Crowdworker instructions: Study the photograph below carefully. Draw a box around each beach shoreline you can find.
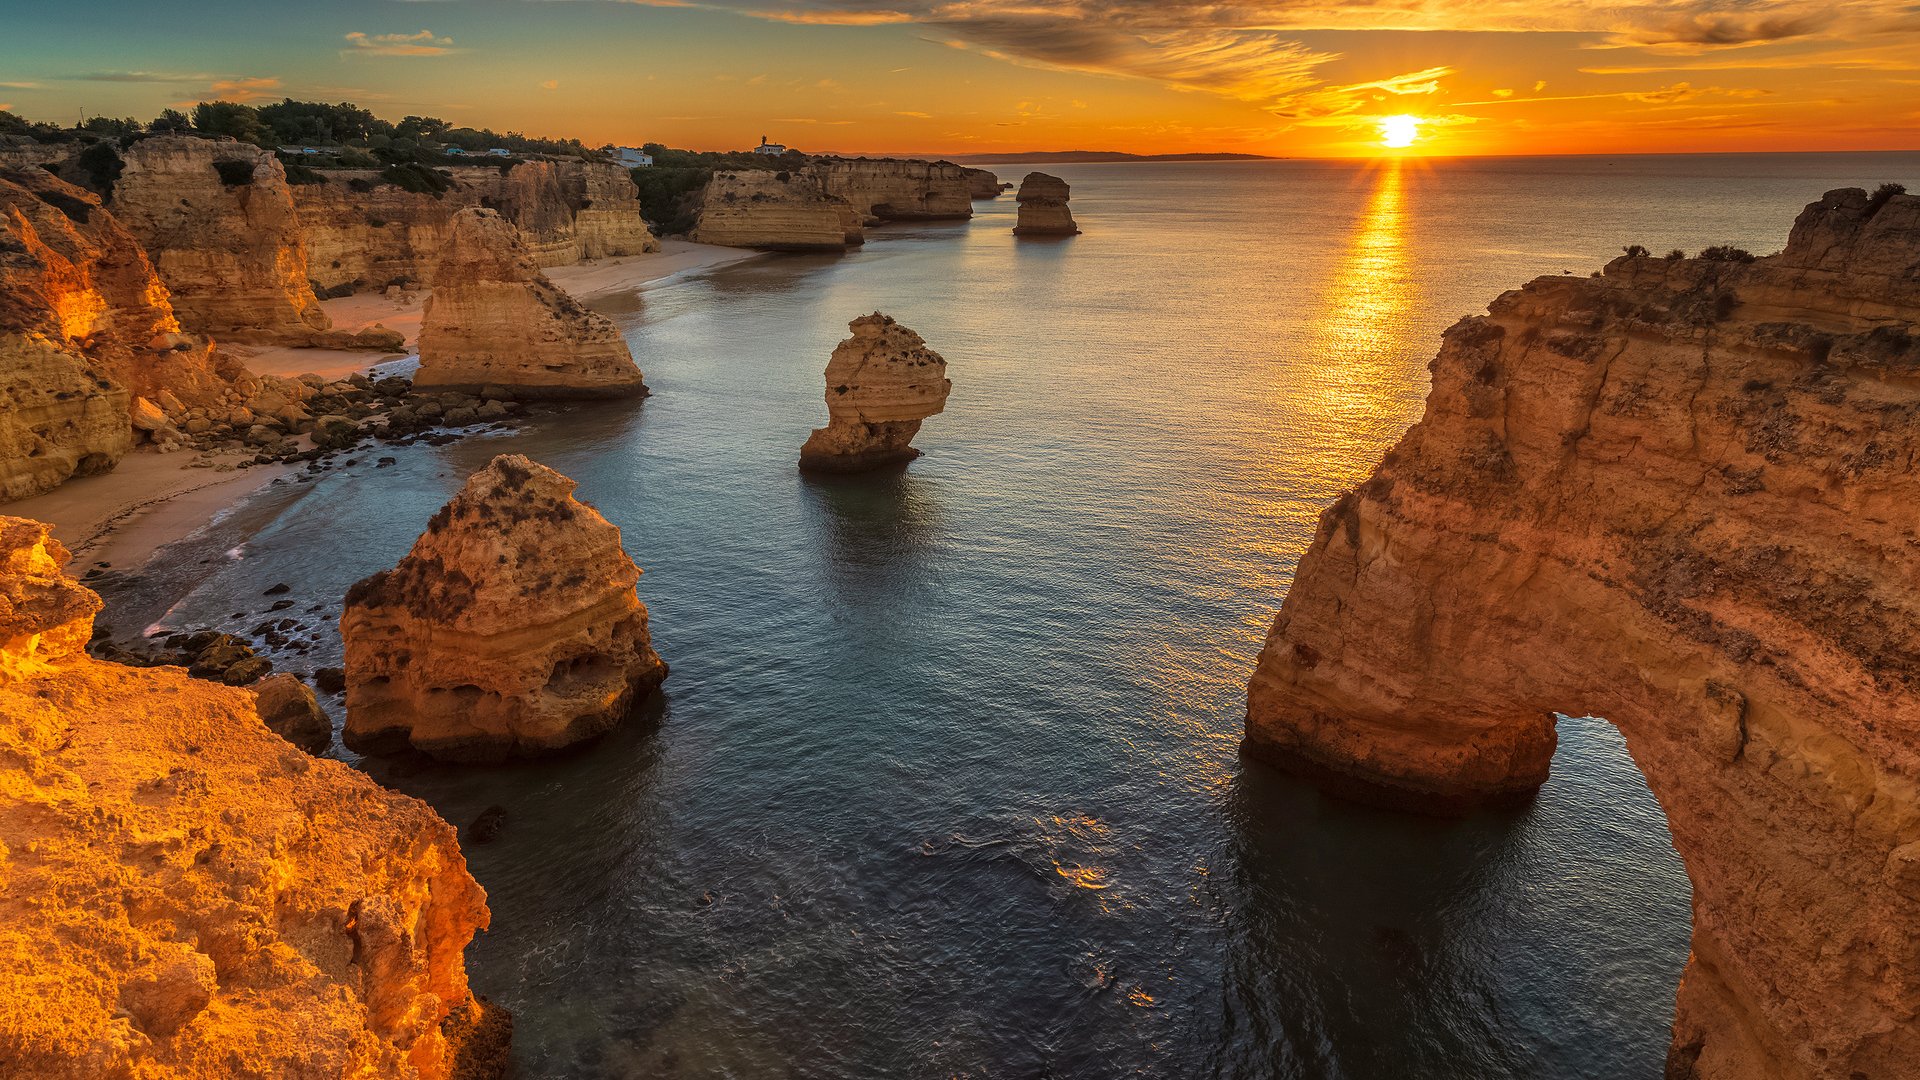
[11,240,756,572]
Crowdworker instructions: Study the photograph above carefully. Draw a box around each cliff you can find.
[294,160,657,294]
[110,136,331,344]
[1245,187,1920,1078]
[799,312,951,472]
[0,515,505,1078]
[810,158,973,225]
[415,208,648,398]
[962,167,1002,200]
[1013,172,1079,236]
[688,170,863,252]
[340,454,667,761]
[0,168,243,499]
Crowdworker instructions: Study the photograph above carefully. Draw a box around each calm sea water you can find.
[104,152,1919,1078]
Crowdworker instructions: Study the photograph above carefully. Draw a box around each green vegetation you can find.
[192,102,269,145]
[1866,182,1907,216]
[1699,245,1758,263]
[624,142,811,232]
[1622,244,1650,258]
[378,162,454,197]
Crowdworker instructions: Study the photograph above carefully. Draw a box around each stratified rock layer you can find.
[0,516,504,1078]
[962,167,1002,200]
[1245,188,1920,1079]
[689,170,863,251]
[799,313,951,472]
[110,136,330,343]
[415,208,647,399]
[810,158,973,225]
[341,454,667,761]
[1013,172,1078,236]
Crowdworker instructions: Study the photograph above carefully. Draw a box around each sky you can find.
[1,0,1917,157]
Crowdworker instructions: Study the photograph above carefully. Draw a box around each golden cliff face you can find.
[1013,172,1079,236]
[294,160,657,293]
[0,516,504,1079]
[1246,188,1920,1079]
[0,168,242,500]
[810,158,974,225]
[689,170,864,252]
[799,312,952,472]
[110,135,331,344]
[415,208,647,398]
[340,454,667,762]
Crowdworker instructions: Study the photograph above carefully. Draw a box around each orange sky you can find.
[3,0,1917,156]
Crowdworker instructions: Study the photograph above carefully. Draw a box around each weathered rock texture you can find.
[1013,172,1079,236]
[799,313,951,472]
[340,454,667,761]
[415,208,647,399]
[689,170,864,251]
[0,167,245,498]
[811,158,973,225]
[962,167,1002,200]
[293,160,658,293]
[0,515,505,1078]
[110,136,330,343]
[1245,188,1920,1079]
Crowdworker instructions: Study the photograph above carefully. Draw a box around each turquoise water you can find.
[106,152,1918,1077]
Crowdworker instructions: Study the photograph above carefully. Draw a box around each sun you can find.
[1380,115,1421,150]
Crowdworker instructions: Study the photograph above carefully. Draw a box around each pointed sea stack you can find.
[414,208,648,399]
[341,454,667,761]
[1013,172,1079,236]
[798,313,952,473]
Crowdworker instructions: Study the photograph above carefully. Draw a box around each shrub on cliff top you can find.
[1622,244,1650,258]
[280,160,327,185]
[212,159,257,187]
[1699,245,1758,263]
[378,162,453,197]
[1866,183,1907,217]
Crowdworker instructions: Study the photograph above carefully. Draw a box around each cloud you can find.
[204,77,283,104]
[1491,87,1514,97]
[0,81,41,90]
[895,110,932,117]
[1626,81,1770,102]
[69,71,216,83]
[342,30,457,57]
[540,79,560,90]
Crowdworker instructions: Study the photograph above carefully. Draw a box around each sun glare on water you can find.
[1380,115,1420,149]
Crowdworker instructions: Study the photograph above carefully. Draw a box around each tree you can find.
[396,115,450,141]
[81,115,141,138]
[148,108,193,134]
[191,101,269,146]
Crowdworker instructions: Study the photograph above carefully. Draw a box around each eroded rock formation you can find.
[799,313,951,472]
[110,135,330,343]
[1013,172,1079,236]
[0,515,505,1078]
[415,208,647,398]
[810,158,973,225]
[689,170,863,251]
[1245,187,1920,1078]
[962,167,1002,200]
[340,454,667,761]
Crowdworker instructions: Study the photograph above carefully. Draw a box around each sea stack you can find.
[341,454,667,761]
[0,515,505,1077]
[1013,172,1079,236]
[414,208,648,398]
[798,313,952,473]
[1244,187,1920,1078]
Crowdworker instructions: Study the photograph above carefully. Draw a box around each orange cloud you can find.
[342,30,457,58]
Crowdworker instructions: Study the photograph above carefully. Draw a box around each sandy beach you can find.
[24,241,757,572]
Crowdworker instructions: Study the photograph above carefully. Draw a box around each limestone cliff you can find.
[1245,188,1920,1078]
[799,313,951,472]
[688,170,863,252]
[810,158,973,225]
[110,136,330,343]
[340,454,667,761]
[962,167,1002,200]
[295,160,657,293]
[0,515,505,1078]
[415,208,647,398]
[1013,172,1079,236]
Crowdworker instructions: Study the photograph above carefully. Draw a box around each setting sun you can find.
[1380,115,1421,150]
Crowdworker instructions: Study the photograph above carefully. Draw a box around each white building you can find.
[614,146,654,168]
[485,148,512,157]
[752,135,789,156]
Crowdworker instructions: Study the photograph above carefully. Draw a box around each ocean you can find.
[100,151,1920,1078]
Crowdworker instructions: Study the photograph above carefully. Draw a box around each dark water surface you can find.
[105,152,1919,1078]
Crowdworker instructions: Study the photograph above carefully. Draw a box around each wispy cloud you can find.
[342,30,458,57]
[0,81,42,90]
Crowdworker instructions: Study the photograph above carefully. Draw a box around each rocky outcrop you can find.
[294,160,657,293]
[1013,172,1079,236]
[799,313,951,472]
[110,136,330,343]
[1245,188,1920,1078]
[415,208,647,399]
[689,170,863,252]
[0,167,244,498]
[340,454,667,761]
[810,158,973,225]
[962,167,1002,200]
[0,515,505,1078]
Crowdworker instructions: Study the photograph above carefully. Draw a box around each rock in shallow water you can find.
[798,313,952,473]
